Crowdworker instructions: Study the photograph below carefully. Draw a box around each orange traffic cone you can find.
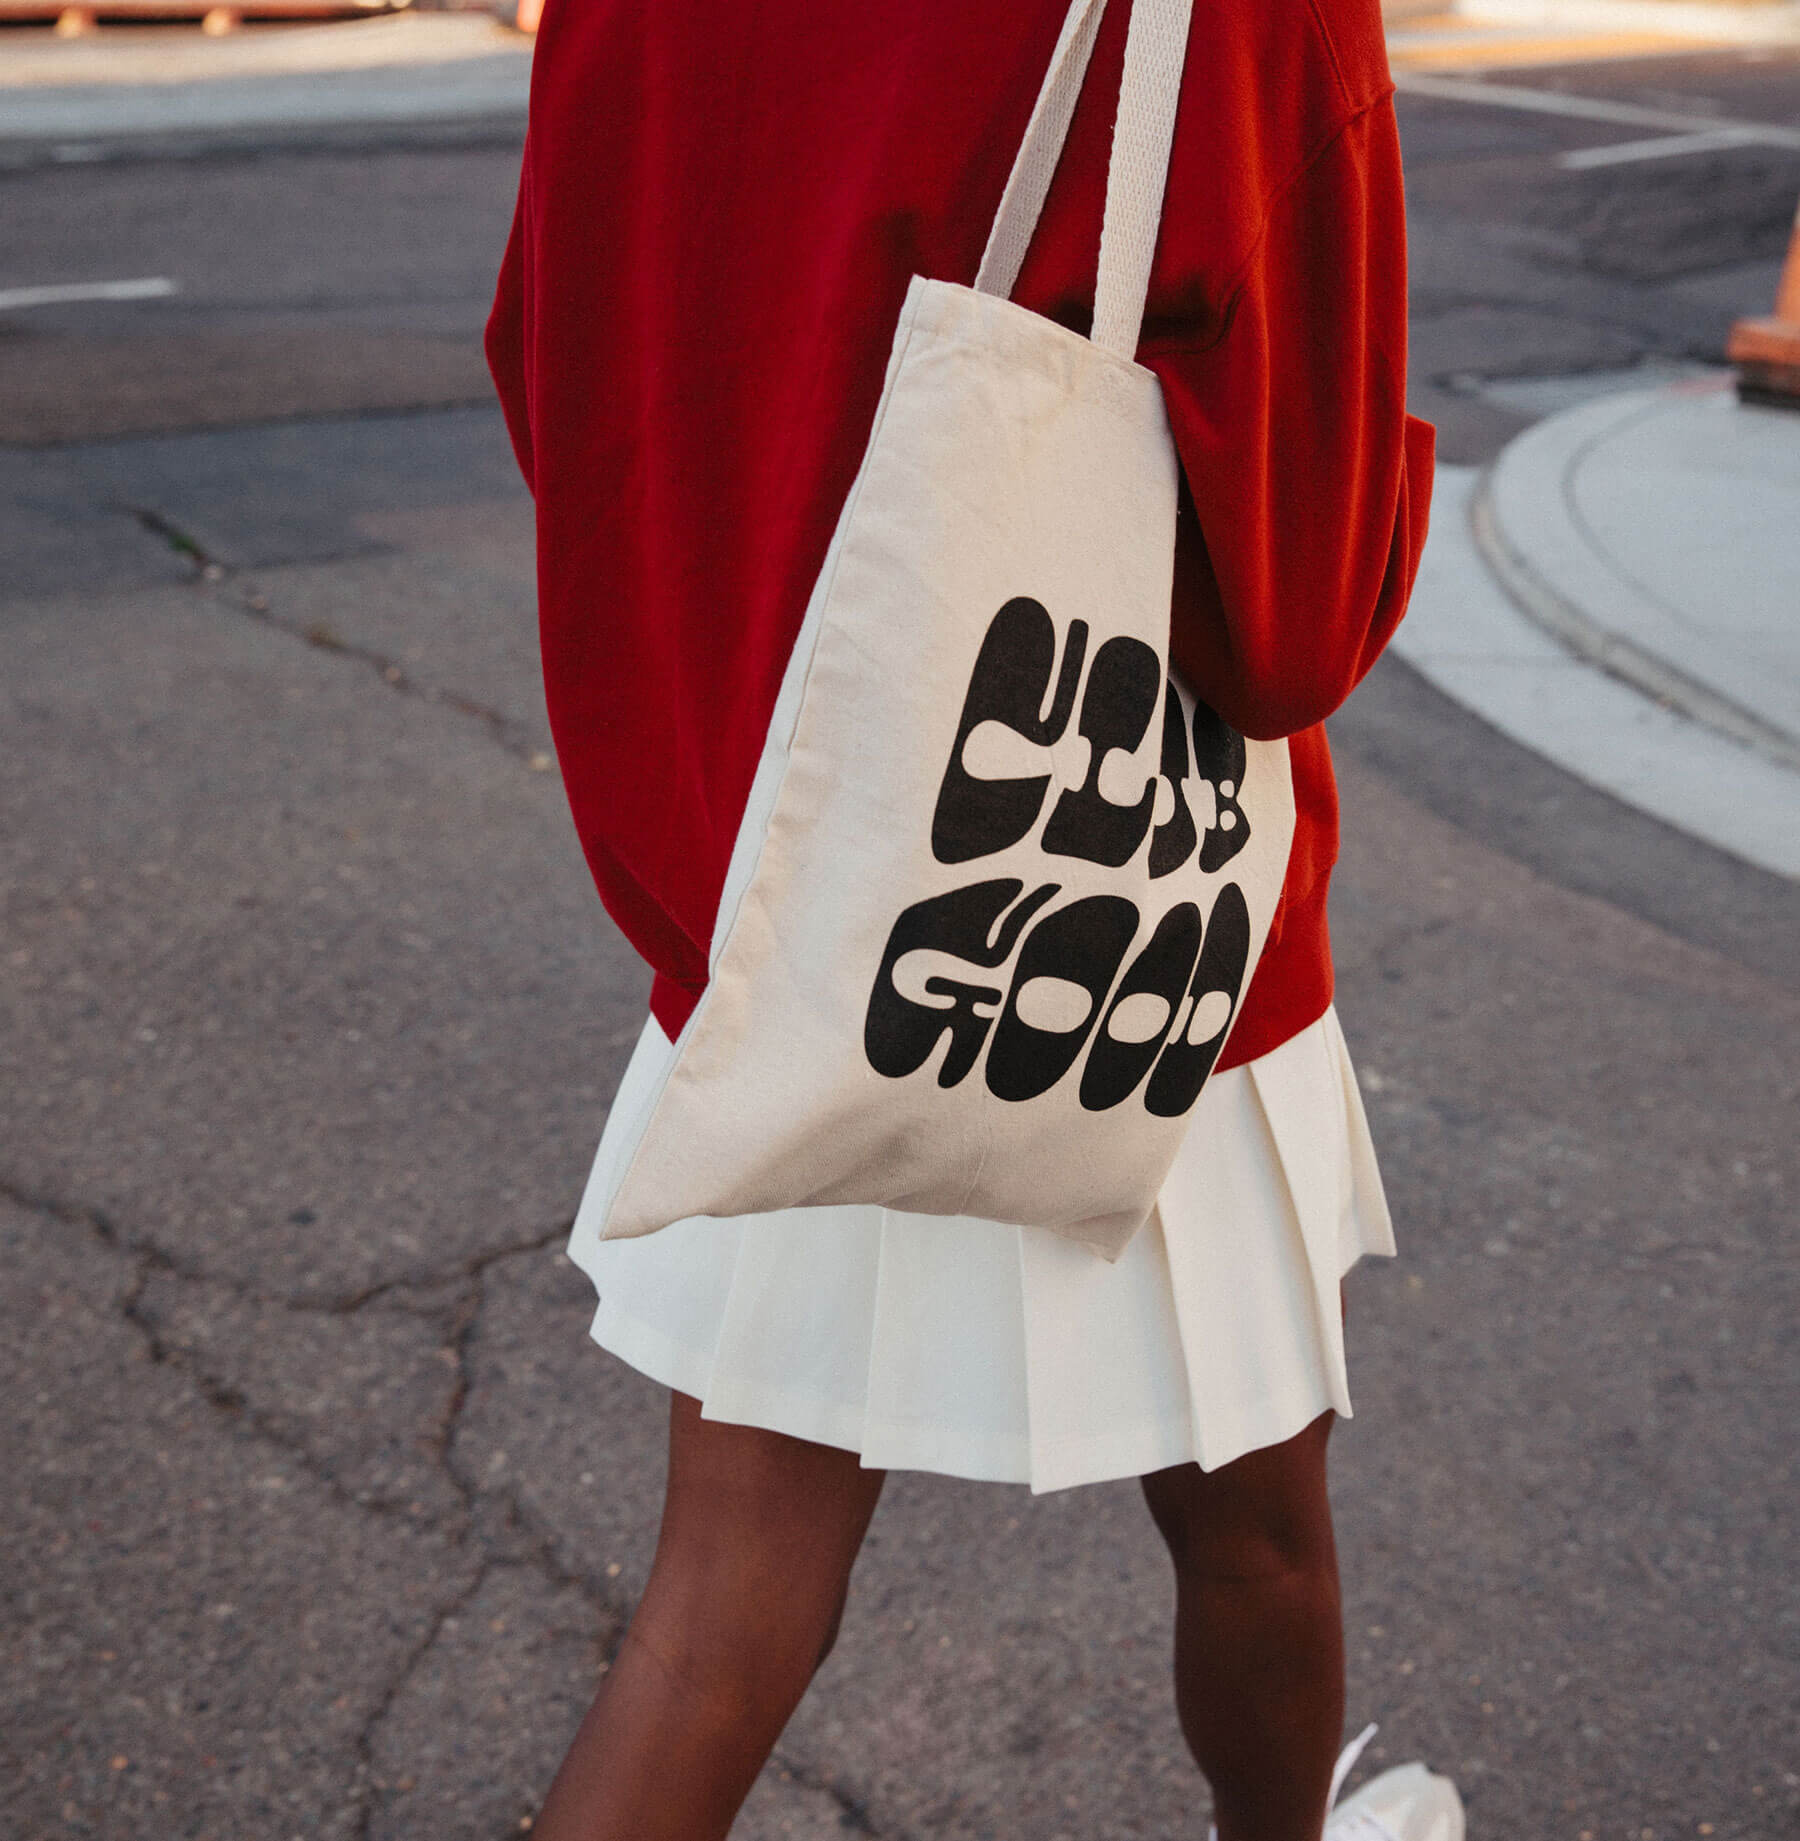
[1728,192,1800,408]
[512,0,543,32]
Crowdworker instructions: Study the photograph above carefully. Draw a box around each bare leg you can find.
[530,1392,886,1841]
[1140,1411,1344,1841]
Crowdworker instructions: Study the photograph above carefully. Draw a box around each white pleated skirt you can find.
[568,1006,1394,1494]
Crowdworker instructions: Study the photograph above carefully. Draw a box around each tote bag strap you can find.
[972,0,1108,307]
[973,0,1195,362]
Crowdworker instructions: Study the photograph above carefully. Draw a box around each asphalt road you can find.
[3,37,1797,1841]
[0,131,519,446]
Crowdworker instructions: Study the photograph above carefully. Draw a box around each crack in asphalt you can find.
[763,1752,893,1837]
[436,1250,643,1614]
[0,1168,567,1314]
[2,1172,560,1520]
[127,1249,482,1528]
[3,1155,905,1825]
[432,1253,900,1838]
[350,1556,497,1841]
[4,1178,702,1836]
[0,576,895,1833]
[2,1173,564,1530]
[126,503,558,776]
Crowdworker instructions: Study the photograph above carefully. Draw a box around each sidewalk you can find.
[1384,0,1800,67]
[1395,376,1800,878]
[0,12,530,150]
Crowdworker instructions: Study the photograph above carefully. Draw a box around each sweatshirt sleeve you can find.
[485,170,537,498]
[1146,96,1435,742]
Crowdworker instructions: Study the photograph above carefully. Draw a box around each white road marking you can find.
[1557,126,1766,167]
[1396,71,1800,150]
[0,276,178,312]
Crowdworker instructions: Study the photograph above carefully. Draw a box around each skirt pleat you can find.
[573,1006,1393,1493]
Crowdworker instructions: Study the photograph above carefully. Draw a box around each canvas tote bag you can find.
[594,0,1296,1260]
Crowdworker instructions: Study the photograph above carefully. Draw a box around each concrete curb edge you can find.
[1475,388,1800,772]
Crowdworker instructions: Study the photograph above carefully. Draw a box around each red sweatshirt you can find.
[486,0,1434,1070]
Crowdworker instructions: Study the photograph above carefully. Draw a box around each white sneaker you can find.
[1322,1725,1466,1841]
[1205,1726,1466,1841]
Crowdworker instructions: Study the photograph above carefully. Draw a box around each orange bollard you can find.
[1728,192,1800,408]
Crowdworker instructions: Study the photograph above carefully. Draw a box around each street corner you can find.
[1480,377,1800,762]
[1380,23,1800,885]
[1393,379,1800,882]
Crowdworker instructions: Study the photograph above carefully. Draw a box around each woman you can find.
[486,1,1453,1837]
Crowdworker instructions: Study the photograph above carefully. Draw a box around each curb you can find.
[1390,465,1800,879]
[1474,383,1800,774]
[1454,0,1800,44]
